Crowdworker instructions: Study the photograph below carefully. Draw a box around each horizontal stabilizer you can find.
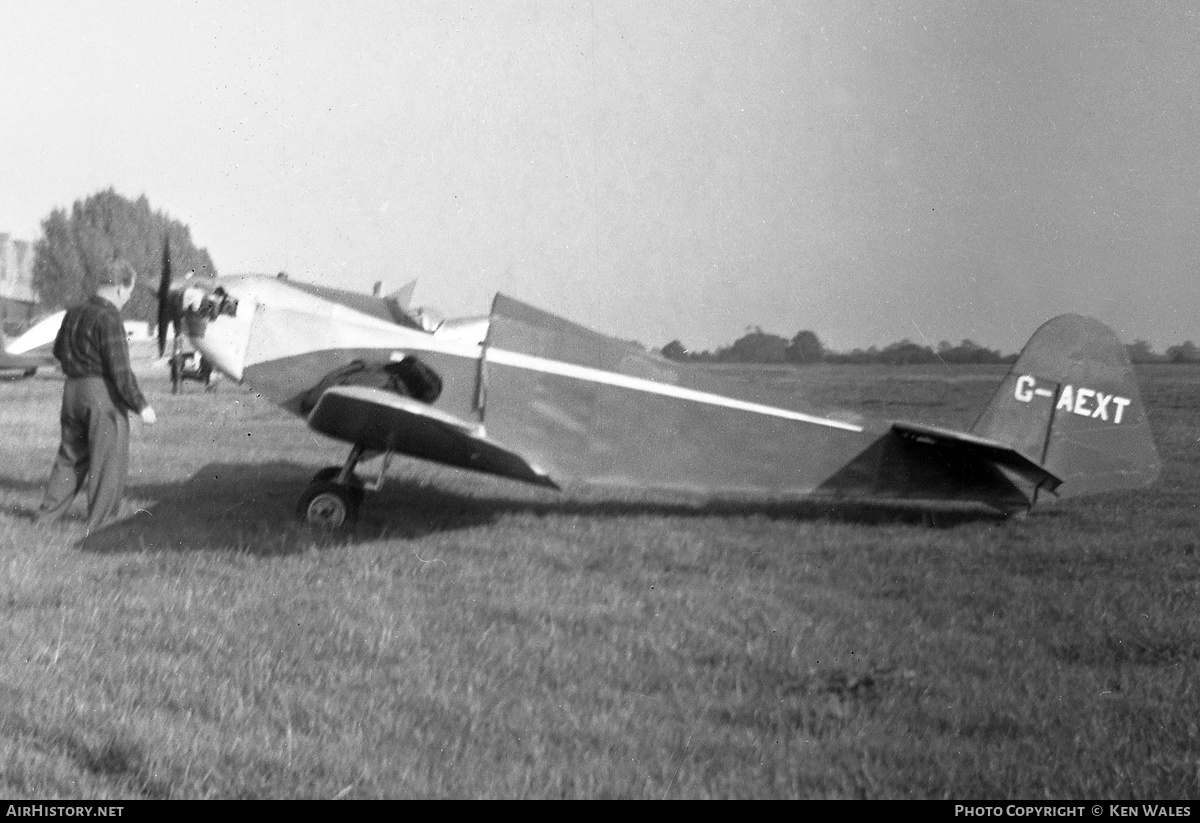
[891,421,1063,492]
[307,385,557,488]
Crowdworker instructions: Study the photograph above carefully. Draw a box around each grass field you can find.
[1,349,1198,799]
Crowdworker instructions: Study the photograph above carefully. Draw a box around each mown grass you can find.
[0,351,1197,798]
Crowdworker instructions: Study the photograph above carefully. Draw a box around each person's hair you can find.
[96,260,137,289]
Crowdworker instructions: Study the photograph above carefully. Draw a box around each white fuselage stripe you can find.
[484,347,865,432]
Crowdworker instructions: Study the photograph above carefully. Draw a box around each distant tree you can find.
[717,327,789,363]
[1125,339,1162,364]
[667,326,1018,367]
[1165,341,1200,363]
[786,330,824,364]
[950,339,982,359]
[937,338,1006,364]
[32,188,216,322]
[878,338,936,365]
[826,345,877,365]
[660,340,689,361]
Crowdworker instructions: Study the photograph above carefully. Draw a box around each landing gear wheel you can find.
[297,481,359,529]
[311,467,366,504]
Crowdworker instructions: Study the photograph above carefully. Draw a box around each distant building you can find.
[0,233,38,327]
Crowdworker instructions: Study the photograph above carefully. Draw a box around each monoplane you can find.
[1,311,62,378]
[158,268,1161,528]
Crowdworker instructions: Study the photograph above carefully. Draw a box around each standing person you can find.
[35,260,157,535]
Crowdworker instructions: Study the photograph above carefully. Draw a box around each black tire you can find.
[296,481,359,529]
[312,466,342,483]
[311,466,366,505]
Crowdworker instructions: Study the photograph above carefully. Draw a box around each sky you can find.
[1,0,1197,354]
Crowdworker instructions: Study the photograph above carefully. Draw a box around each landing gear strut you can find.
[296,443,394,529]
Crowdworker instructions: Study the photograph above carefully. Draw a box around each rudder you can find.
[971,314,1160,500]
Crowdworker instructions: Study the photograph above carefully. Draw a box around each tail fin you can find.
[971,314,1160,500]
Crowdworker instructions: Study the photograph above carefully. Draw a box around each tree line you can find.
[661,328,1200,366]
[660,328,1014,366]
[23,189,1200,366]
[1125,339,1200,364]
[32,188,216,323]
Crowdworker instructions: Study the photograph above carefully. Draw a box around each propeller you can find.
[156,235,239,358]
[157,235,175,357]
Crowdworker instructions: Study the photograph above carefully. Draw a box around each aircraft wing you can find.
[0,351,54,371]
[305,385,557,488]
[1,312,60,374]
[4,311,65,354]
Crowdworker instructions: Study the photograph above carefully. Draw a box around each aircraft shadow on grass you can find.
[66,460,1010,556]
